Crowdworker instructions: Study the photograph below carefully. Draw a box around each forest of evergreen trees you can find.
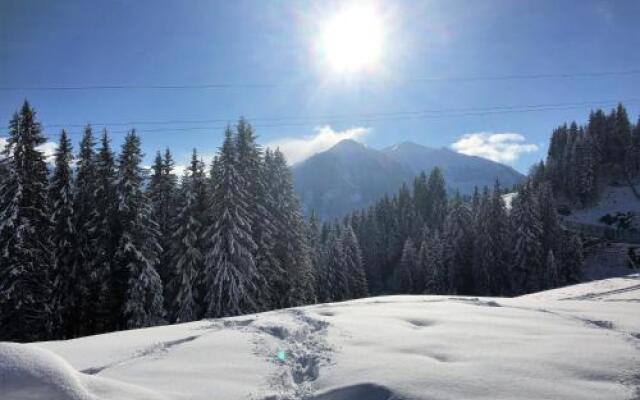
[539,103,640,205]
[1,101,636,342]
[319,169,583,301]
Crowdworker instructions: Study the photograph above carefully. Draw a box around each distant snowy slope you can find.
[3,277,638,400]
[565,184,639,228]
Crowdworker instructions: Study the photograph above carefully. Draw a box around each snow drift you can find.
[2,275,639,400]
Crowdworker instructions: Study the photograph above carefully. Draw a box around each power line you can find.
[33,98,640,130]
[2,98,635,138]
[1,69,639,91]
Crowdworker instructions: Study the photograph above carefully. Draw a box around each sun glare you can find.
[319,3,385,74]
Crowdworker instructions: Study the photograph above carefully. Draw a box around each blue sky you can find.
[1,0,639,173]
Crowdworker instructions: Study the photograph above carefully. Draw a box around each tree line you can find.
[4,101,627,342]
[314,168,583,301]
[0,102,314,341]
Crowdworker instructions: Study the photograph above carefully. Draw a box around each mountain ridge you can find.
[292,139,525,219]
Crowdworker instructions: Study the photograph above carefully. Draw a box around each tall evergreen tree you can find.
[148,149,178,291]
[202,127,259,317]
[426,167,448,230]
[323,226,349,301]
[115,132,165,328]
[0,101,54,341]
[442,196,474,294]
[48,130,76,337]
[395,238,417,293]
[89,130,118,334]
[422,230,446,294]
[237,123,282,311]
[341,224,368,298]
[166,165,203,323]
[511,186,544,293]
[266,149,315,307]
[72,125,97,335]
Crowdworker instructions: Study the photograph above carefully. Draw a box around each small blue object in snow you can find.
[276,351,286,362]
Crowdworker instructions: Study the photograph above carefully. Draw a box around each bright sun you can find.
[319,3,385,74]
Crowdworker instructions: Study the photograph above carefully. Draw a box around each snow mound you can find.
[0,343,164,400]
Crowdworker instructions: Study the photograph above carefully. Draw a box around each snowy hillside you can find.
[564,184,639,229]
[3,277,640,400]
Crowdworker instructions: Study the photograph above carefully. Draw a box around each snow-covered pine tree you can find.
[472,187,493,295]
[324,226,349,301]
[412,171,429,225]
[48,130,76,338]
[510,186,544,294]
[202,127,259,317]
[412,227,432,294]
[0,101,54,341]
[395,238,416,293]
[72,125,97,335]
[166,161,203,323]
[266,149,315,307]
[237,124,282,311]
[115,131,165,329]
[574,134,598,206]
[537,182,561,256]
[397,183,419,240]
[423,230,446,294]
[442,195,474,294]
[84,130,119,334]
[426,167,448,231]
[341,224,368,298]
[307,210,323,300]
[148,149,178,282]
[359,210,384,294]
[487,182,512,295]
[375,195,402,289]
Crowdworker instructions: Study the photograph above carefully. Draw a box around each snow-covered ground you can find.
[565,184,639,229]
[2,276,640,400]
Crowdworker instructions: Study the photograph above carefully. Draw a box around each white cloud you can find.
[266,125,369,165]
[451,132,538,164]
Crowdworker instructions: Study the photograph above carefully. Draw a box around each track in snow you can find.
[254,309,333,400]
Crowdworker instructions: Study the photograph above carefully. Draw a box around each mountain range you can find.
[292,139,525,219]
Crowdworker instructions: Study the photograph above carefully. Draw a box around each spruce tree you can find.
[396,238,417,293]
[0,101,54,341]
[90,130,118,333]
[202,127,258,317]
[307,210,323,300]
[266,149,315,307]
[426,167,448,230]
[115,131,165,328]
[166,165,203,323]
[48,130,76,338]
[237,124,282,311]
[442,195,474,294]
[511,186,544,294]
[324,226,349,301]
[341,224,368,298]
[423,230,446,294]
[359,210,384,294]
[72,125,97,335]
[148,149,178,286]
